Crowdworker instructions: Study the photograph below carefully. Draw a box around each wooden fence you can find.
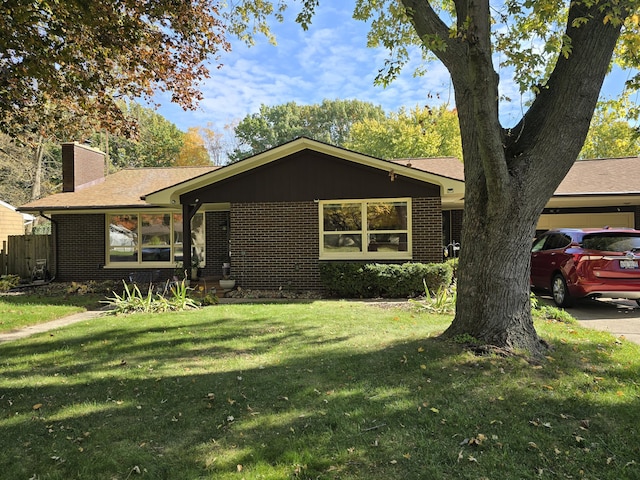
[1,235,54,280]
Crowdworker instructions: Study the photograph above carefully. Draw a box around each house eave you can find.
[546,193,640,208]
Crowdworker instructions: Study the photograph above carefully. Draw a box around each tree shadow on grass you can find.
[0,310,638,479]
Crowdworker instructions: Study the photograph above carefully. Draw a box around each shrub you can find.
[0,275,20,292]
[319,262,453,298]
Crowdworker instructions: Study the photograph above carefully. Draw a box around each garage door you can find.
[537,212,634,231]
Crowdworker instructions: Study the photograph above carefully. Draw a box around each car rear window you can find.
[581,233,640,252]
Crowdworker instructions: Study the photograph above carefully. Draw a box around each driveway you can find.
[538,296,640,345]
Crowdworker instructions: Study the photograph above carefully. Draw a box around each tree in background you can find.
[347,105,462,159]
[580,98,640,159]
[93,103,185,170]
[176,128,211,166]
[229,99,386,161]
[200,122,241,166]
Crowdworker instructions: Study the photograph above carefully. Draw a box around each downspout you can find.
[39,211,57,282]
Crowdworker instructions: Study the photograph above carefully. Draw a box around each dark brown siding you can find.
[181,150,439,205]
[451,209,464,246]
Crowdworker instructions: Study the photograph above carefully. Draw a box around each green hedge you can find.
[319,262,453,298]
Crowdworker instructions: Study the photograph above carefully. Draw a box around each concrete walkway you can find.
[0,310,106,343]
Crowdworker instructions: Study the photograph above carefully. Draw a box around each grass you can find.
[0,301,639,479]
[0,293,102,333]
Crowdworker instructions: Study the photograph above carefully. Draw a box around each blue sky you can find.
[152,1,630,135]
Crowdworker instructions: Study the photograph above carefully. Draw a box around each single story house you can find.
[18,139,640,289]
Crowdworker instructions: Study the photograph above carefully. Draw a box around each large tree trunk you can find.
[401,0,625,354]
[444,172,546,352]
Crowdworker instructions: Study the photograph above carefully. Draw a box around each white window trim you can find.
[319,198,412,260]
[104,210,206,268]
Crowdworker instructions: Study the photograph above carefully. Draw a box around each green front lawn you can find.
[0,293,103,333]
[0,301,638,479]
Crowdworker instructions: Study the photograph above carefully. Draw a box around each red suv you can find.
[531,228,640,307]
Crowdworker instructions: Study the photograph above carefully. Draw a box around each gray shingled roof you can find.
[556,157,640,195]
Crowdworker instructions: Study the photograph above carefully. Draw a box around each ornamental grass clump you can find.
[102,279,199,315]
[410,279,457,314]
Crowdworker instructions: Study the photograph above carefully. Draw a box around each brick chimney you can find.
[62,142,106,192]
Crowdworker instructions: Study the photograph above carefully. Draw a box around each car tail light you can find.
[577,255,604,262]
[575,254,603,276]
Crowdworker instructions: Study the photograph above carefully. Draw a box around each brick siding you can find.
[53,196,443,287]
[203,210,230,278]
[229,197,442,290]
[54,213,173,282]
[230,201,321,290]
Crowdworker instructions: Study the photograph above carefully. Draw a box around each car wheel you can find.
[551,274,573,308]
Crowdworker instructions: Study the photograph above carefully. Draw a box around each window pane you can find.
[141,214,171,246]
[191,213,206,266]
[109,214,138,262]
[323,203,362,231]
[582,233,640,252]
[173,213,206,265]
[367,202,407,230]
[368,233,408,252]
[141,247,171,261]
[173,213,184,245]
[323,234,362,253]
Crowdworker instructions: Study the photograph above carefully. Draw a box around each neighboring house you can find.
[537,157,640,233]
[0,200,34,247]
[17,139,640,289]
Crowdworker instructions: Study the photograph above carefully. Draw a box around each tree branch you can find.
[505,2,624,180]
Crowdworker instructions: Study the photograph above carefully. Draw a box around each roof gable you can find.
[144,137,465,206]
[180,149,440,204]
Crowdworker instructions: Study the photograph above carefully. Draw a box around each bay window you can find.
[320,199,411,259]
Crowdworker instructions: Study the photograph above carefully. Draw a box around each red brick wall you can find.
[229,197,442,290]
[62,143,105,192]
[53,197,442,287]
[55,214,108,281]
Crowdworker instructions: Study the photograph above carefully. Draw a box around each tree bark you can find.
[30,136,45,201]
[401,0,625,354]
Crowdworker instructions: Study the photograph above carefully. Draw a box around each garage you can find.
[537,211,635,231]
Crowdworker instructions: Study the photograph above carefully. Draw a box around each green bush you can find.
[319,262,453,298]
